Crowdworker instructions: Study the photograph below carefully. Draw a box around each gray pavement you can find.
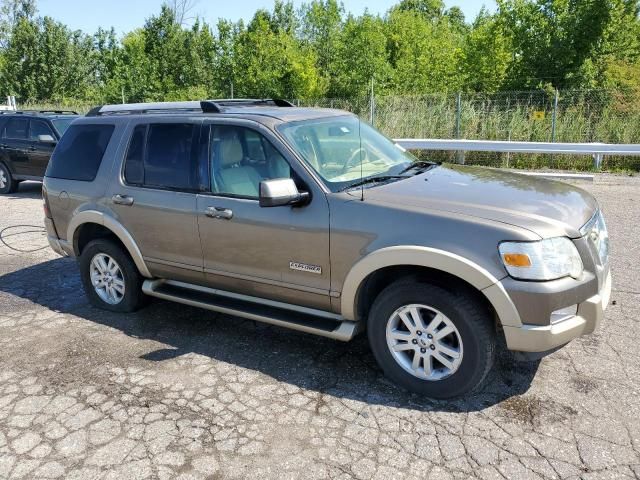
[0,175,639,480]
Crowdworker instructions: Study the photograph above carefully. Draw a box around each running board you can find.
[142,279,359,341]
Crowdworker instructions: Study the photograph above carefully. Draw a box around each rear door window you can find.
[45,124,115,181]
[123,123,198,191]
[3,118,28,139]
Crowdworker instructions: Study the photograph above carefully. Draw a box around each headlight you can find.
[580,210,609,265]
[499,237,583,281]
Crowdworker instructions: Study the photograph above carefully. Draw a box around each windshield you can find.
[278,115,417,192]
[51,117,77,136]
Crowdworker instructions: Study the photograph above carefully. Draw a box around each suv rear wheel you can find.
[368,281,495,398]
[0,163,18,194]
[79,238,146,312]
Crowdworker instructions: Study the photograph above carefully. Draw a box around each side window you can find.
[3,118,28,139]
[211,126,291,198]
[123,125,146,185]
[123,123,197,191]
[45,124,115,181]
[29,120,55,141]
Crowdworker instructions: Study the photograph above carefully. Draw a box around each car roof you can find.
[83,100,353,126]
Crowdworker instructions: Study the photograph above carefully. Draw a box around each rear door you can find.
[106,118,204,284]
[28,119,57,176]
[1,117,30,175]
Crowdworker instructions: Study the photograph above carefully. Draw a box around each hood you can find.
[364,165,598,238]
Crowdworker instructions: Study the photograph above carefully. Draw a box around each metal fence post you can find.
[551,89,559,142]
[369,77,375,126]
[593,153,603,170]
[455,92,465,164]
[455,92,461,139]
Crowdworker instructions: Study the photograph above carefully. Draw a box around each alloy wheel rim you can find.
[89,253,125,305]
[386,304,463,381]
[0,167,7,189]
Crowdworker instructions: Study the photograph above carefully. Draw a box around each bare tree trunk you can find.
[166,0,199,26]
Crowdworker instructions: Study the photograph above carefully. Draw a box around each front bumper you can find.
[502,269,611,353]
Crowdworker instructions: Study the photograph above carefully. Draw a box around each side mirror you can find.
[259,178,309,207]
[38,134,56,144]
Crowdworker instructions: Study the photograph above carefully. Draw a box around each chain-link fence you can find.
[300,90,640,171]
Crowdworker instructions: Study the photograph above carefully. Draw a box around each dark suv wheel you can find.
[0,163,18,194]
[79,238,146,313]
[368,281,495,399]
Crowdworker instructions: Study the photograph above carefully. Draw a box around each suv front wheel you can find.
[368,281,495,398]
[0,163,18,194]
[79,238,146,312]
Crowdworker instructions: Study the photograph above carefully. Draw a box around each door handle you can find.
[28,146,36,151]
[112,194,134,206]
[205,206,233,220]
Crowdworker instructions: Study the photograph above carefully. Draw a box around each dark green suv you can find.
[0,110,78,194]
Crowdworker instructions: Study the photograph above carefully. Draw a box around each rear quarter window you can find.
[46,124,115,181]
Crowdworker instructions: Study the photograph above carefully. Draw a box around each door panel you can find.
[196,194,331,310]
[1,118,30,174]
[197,122,332,310]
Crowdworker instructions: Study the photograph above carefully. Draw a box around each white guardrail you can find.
[393,139,640,169]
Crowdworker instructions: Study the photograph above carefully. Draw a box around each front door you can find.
[106,119,204,283]
[1,117,30,175]
[196,121,332,311]
[28,119,57,176]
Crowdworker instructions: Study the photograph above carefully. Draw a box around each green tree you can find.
[386,9,465,94]
[299,0,344,87]
[0,0,36,48]
[497,0,612,89]
[330,13,391,97]
[459,9,512,91]
[233,10,324,98]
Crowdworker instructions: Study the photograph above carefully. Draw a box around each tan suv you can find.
[43,99,612,398]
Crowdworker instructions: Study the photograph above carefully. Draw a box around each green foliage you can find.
[0,0,639,105]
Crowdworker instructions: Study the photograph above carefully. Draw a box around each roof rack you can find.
[86,98,295,117]
[0,110,78,116]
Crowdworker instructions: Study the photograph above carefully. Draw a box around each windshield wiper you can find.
[399,161,439,175]
[340,175,407,192]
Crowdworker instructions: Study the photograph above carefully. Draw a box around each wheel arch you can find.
[341,246,522,327]
[68,210,152,278]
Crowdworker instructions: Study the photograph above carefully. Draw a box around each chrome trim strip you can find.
[145,257,203,272]
[203,266,330,296]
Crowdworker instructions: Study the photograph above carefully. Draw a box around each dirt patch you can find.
[571,376,599,394]
[499,395,578,426]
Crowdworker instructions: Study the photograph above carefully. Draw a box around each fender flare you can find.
[67,210,152,278]
[340,246,522,327]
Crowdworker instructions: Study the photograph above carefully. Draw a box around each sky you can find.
[37,0,497,35]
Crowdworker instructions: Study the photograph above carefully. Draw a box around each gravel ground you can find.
[0,175,639,480]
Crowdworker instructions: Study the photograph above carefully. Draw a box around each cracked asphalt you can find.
[0,174,639,480]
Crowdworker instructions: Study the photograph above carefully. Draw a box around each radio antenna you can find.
[359,117,364,201]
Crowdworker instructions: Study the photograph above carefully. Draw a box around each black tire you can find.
[79,238,146,313]
[368,281,495,399]
[0,163,18,194]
